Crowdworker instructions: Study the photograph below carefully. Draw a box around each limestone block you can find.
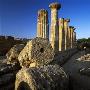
[6,44,25,64]
[15,65,68,90]
[18,37,55,68]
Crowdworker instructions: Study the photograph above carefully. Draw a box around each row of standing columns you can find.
[37,2,76,53]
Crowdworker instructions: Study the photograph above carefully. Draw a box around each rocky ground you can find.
[0,56,21,90]
[0,49,90,90]
[63,51,90,90]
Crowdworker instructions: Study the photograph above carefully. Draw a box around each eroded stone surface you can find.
[18,37,55,68]
[15,65,68,90]
[6,44,25,64]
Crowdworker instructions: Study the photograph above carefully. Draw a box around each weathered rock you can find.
[18,37,55,68]
[15,65,68,90]
[79,54,90,61]
[6,44,25,64]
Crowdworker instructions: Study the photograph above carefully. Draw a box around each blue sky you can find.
[0,0,90,39]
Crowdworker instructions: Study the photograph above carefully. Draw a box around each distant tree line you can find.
[77,37,90,50]
[77,37,90,43]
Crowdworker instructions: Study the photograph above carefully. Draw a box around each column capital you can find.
[59,18,64,20]
[49,2,61,10]
[64,19,70,22]
[38,9,48,15]
[69,26,76,31]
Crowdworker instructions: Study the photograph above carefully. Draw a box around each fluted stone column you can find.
[69,26,75,48]
[68,26,72,49]
[64,19,70,50]
[37,9,49,39]
[59,18,65,51]
[49,2,61,53]
[73,31,76,48]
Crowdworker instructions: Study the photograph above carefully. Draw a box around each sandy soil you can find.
[63,51,90,90]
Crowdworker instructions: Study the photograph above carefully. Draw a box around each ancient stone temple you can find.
[37,9,49,39]
[49,2,61,53]
[59,18,65,51]
[64,19,70,50]
[36,2,77,53]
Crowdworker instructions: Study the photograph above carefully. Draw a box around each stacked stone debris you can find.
[79,54,90,61]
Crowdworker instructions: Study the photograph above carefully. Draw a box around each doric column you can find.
[73,31,76,47]
[37,9,49,39]
[68,26,72,49]
[69,26,75,48]
[49,2,61,53]
[59,18,65,51]
[64,19,70,50]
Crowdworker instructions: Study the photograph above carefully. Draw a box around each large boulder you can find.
[18,37,55,68]
[6,44,25,64]
[15,65,68,90]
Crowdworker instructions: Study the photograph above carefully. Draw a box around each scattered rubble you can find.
[78,54,90,61]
